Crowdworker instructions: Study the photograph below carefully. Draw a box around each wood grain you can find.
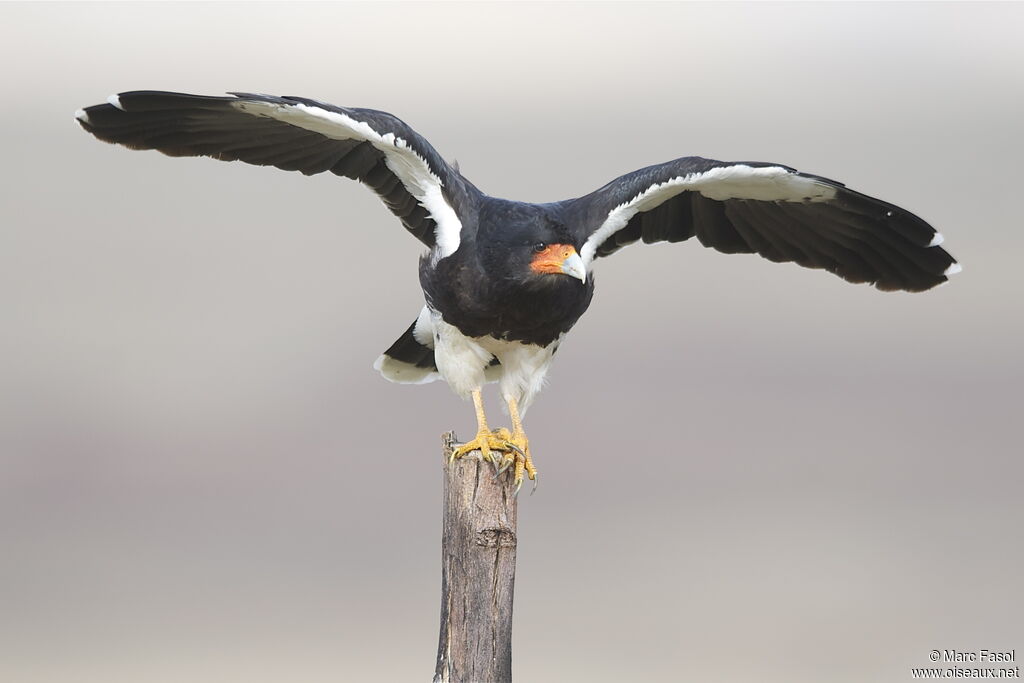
[434,432,518,683]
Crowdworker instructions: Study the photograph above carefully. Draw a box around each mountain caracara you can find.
[76,91,960,492]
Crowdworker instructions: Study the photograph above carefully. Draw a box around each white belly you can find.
[431,309,559,414]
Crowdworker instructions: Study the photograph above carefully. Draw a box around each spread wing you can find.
[76,90,473,256]
[568,156,959,292]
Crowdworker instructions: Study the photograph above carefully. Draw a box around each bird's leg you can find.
[505,396,537,494]
[450,389,524,467]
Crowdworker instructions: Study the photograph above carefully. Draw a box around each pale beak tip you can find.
[562,252,587,284]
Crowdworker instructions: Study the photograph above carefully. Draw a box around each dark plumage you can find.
[421,200,593,347]
[76,90,959,490]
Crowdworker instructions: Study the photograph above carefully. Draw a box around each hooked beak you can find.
[530,244,587,284]
[560,251,586,283]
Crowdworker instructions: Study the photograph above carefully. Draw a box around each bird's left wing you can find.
[567,156,958,292]
[76,91,470,255]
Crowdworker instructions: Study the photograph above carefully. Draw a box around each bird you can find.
[76,90,959,492]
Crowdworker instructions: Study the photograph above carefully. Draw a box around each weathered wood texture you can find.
[434,432,518,683]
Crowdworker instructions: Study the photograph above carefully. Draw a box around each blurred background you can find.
[2,3,1021,682]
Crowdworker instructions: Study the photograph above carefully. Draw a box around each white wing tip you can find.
[929,232,945,247]
[107,94,125,111]
[74,108,90,124]
[944,262,962,276]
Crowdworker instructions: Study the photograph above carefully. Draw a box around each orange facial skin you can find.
[530,244,578,275]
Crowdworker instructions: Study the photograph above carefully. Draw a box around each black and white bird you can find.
[76,91,960,491]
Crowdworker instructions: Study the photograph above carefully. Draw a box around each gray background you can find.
[2,3,1021,682]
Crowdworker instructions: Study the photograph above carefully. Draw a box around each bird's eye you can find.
[532,243,546,253]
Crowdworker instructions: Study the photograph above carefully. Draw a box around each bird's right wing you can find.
[76,91,473,255]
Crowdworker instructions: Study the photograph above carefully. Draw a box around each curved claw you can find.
[494,455,514,477]
[451,427,537,496]
[491,442,523,478]
[530,472,539,496]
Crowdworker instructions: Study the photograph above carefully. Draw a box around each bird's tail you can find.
[374,316,441,385]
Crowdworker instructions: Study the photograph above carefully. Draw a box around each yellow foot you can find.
[450,428,538,495]
[450,428,524,468]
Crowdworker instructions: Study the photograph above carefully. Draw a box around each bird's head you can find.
[478,201,588,286]
[528,242,587,284]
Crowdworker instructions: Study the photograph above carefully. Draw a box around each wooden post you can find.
[434,432,518,683]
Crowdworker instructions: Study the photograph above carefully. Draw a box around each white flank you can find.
[232,99,463,258]
[944,262,962,276]
[74,109,90,124]
[929,232,945,247]
[581,165,836,265]
[412,305,435,347]
[107,94,125,111]
[431,314,496,398]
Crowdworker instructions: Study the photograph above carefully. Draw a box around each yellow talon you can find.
[507,430,536,494]
[450,390,539,495]
[451,429,517,465]
[505,396,537,494]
